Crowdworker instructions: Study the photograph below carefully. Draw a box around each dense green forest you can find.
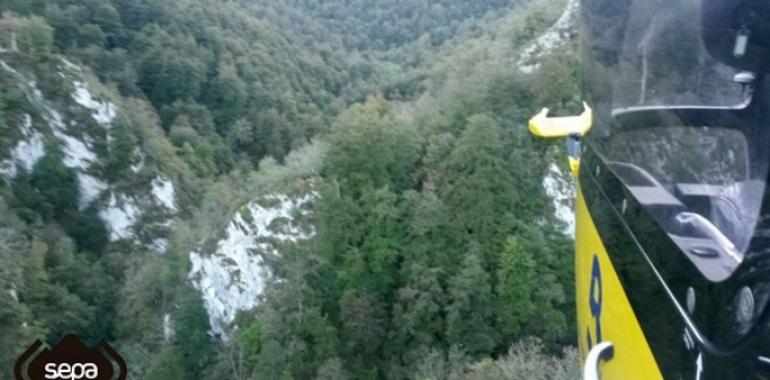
[0,0,581,379]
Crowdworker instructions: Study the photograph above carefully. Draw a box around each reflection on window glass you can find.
[603,126,765,282]
[612,0,742,108]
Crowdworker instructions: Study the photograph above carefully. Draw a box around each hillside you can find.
[0,0,580,379]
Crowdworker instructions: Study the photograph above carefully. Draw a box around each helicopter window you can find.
[581,0,747,141]
[600,125,765,282]
[612,0,744,110]
[581,0,770,282]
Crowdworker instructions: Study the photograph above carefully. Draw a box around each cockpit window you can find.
[582,0,745,121]
[581,0,770,282]
[600,125,766,282]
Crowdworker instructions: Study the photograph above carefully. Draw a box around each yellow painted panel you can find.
[575,186,663,380]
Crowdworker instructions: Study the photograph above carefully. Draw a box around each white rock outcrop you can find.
[163,313,175,342]
[543,163,576,237]
[77,173,109,208]
[151,177,177,212]
[100,192,141,241]
[517,0,578,73]
[71,81,116,127]
[0,114,44,178]
[1,55,177,249]
[189,193,315,335]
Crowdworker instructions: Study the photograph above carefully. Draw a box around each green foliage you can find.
[0,205,33,378]
[339,290,387,376]
[324,98,421,195]
[390,264,446,377]
[136,28,207,108]
[20,238,96,344]
[16,16,54,61]
[438,114,518,264]
[13,143,78,222]
[106,118,138,180]
[243,29,580,376]
[113,254,185,351]
[203,63,248,132]
[175,289,214,378]
[144,348,184,380]
[446,252,499,356]
[278,0,516,50]
[0,287,30,371]
[69,205,109,254]
[315,357,351,380]
[0,86,7,151]
[45,238,118,342]
[249,250,341,380]
[0,0,581,379]
[495,236,535,339]
[460,339,579,380]
[237,320,262,366]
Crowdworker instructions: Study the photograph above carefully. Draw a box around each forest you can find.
[0,0,582,379]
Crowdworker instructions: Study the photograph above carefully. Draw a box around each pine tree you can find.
[389,263,445,376]
[438,114,518,266]
[324,98,420,196]
[445,251,499,357]
[13,143,78,222]
[495,235,536,340]
[174,290,213,378]
[339,290,386,379]
[106,119,138,180]
[16,16,53,61]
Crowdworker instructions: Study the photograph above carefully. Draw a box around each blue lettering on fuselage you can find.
[587,254,602,349]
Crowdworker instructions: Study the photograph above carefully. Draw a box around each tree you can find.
[20,238,95,344]
[339,290,387,378]
[204,62,248,134]
[13,144,78,222]
[524,229,571,346]
[144,347,184,380]
[438,114,518,266]
[459,338,580,380]
[106,119,138,180]
[254,252,341,380]
[315,357,350,380]
[445,251,498,357]
[0,85,7,147]
[136,28,207,107]
[0,239,33,378]
[324,98,421,196]
[46,238,116,343]
[174,290,213,378]
[495,235,536,340]
[338,188,403,298]
[389,263,445,377]
[0,12,23,52]
[0,287,30,376]
[16,16,53,61]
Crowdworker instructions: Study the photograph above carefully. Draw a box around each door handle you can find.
[584,342,614,380]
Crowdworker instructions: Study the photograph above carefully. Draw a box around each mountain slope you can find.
[0,0,581,379]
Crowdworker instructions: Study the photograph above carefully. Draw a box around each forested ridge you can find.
[0,0,581,379]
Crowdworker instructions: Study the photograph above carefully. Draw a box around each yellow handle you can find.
[528,102,593,138]
[528,102,593,177]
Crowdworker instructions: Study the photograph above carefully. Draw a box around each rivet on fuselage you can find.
[686,287,696,314]
[683,328,695,350]
[736,286,755,324]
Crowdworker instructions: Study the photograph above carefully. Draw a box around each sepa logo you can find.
[14,334,126,380]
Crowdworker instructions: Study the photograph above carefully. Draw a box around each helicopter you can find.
[529,0,770,379]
